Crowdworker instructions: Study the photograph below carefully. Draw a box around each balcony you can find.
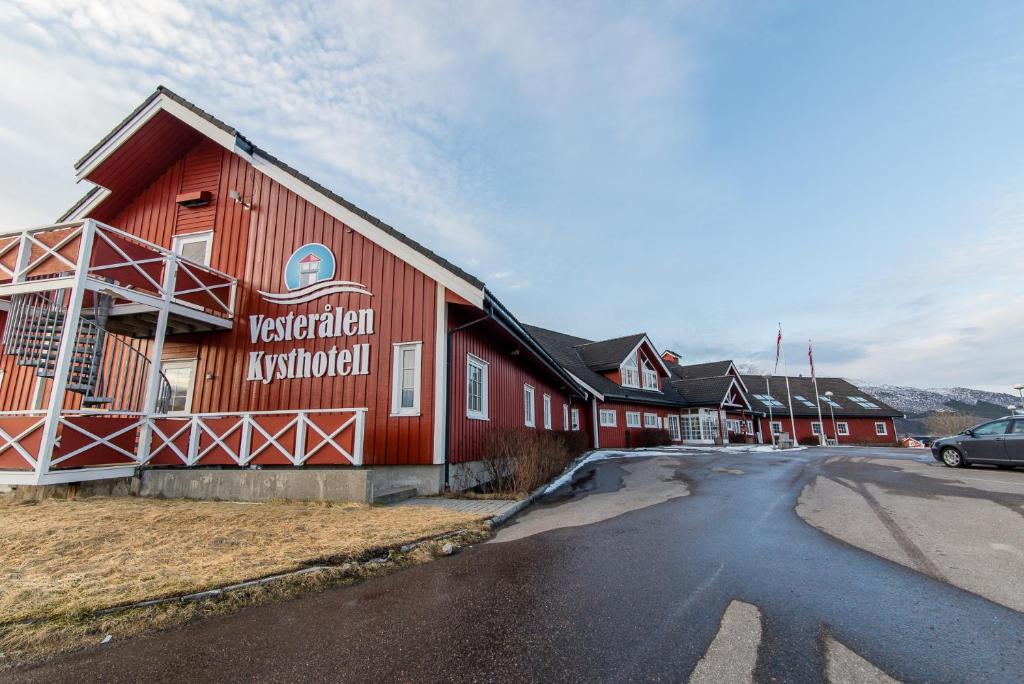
[0,219,247,485]
[0,219,236,334]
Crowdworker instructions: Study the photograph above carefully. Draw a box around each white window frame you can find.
[620,355,640,388]
[641,358,660,391]
[599,408,617,427]
[172,230,214,266]
[771,421,783,435]
[563,404,569,430]
[543,394,552,430]
[524,384,536,427]
[811,421,823,436]
[465,353,489,421]
[626,411,641,428]
[571,408,581,431]
[837,422,850,436]
[875,421,888,436]
[643,412,660,428]
[161,358,198,416]
[391,342,422,417]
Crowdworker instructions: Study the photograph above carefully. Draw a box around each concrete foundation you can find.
[1,461,498,504]
[1,477,139,502]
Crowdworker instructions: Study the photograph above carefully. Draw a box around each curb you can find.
[484,448,599,529]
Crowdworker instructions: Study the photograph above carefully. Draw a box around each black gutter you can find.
[482,290,589,401]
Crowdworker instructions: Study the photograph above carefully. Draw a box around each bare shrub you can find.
[632,428,672,448]
[923,412,983,437]
[480,429,588,498]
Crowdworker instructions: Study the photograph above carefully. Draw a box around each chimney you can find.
[662,350,681,364]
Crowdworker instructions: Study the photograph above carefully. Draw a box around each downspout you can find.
[444,311,491,490]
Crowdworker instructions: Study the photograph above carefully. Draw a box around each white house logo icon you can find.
[258,243,372,305]
[297,252,322,287]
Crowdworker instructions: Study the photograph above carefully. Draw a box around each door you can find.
[1006,420,1024,463]
[965,419,1011,462]
[667,415,681,442]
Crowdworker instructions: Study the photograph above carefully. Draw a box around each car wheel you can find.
[941,447,965,468]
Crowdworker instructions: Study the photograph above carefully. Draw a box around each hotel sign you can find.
[247,244,374,384]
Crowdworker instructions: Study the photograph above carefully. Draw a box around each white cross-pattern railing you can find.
[147,409,367,467]
[0,408,367,484]
[0,220,237,319]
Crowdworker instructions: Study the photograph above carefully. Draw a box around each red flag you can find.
[808,339,816,379]
[774,325,782,374]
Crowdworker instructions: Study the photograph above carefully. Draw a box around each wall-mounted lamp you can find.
[229,190,252,210]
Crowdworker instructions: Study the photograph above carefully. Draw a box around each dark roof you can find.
[65,86,484,290]
[740,375,902,418]
[575,333,646,372]
[525,325,681,407]
[668,360,734,381]
[671,376,741,407]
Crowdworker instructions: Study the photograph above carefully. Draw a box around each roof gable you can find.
[65,86,486,307]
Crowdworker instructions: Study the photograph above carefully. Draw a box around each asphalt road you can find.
[11,447,1024,683]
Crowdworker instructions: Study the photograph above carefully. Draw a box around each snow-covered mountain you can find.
[854,383,1019,417]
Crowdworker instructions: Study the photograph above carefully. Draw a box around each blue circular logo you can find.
[284,243,336,291]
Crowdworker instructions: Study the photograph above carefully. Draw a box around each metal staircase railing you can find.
[2,292,172,413]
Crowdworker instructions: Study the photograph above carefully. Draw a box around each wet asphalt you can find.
[10,447,1024,683]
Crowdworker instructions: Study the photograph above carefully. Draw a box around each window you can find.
[726,419,740,432]
[820,395,842,408]
[874,421,889,436]
[1010,420,1024,434]
[837,422,849,436]
[626,411,642,428]
[523,385,536,427]
[391,342,422,416]
[172,231,213,266]
[973,420,1009,436]
[681,415,699,441]
[466,354,488,420]
[753,393,785,409]
[563,404,569,430]
[811,422,823,436]
[543,394,552,430]
[771,421,783,435]
[571,408,580,431]
[794,395,817,408]
[162,359,197,415]
[620,356,640,388]
[599,409,617,427]
[746,420,754,434]
[667,415,681,441]
[644,413,660,428]
[641,358,659,391]
[848,396,880,409]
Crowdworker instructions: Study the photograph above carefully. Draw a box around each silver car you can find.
[931,416,1024,468]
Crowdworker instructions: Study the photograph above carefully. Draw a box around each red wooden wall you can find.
[447,315,581,463]
[594,400,678,449]
[759,416,898,445]
[1,137,440,466]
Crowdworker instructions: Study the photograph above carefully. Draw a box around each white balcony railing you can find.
[0,219,236,322]
[0,409,367,485]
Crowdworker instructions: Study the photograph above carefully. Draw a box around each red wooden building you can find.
[0,87,587,499]
[741,375,901,446]
[525,326,682,447]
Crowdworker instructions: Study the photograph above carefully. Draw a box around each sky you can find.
[0,1,1021,392]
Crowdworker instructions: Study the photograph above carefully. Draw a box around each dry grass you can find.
[0,497,488,626]
[0,528,489,667]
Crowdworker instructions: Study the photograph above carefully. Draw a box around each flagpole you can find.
[779,325,799,446]
[809,339,826,446]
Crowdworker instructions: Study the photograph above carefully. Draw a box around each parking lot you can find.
[11,445,1024,683]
